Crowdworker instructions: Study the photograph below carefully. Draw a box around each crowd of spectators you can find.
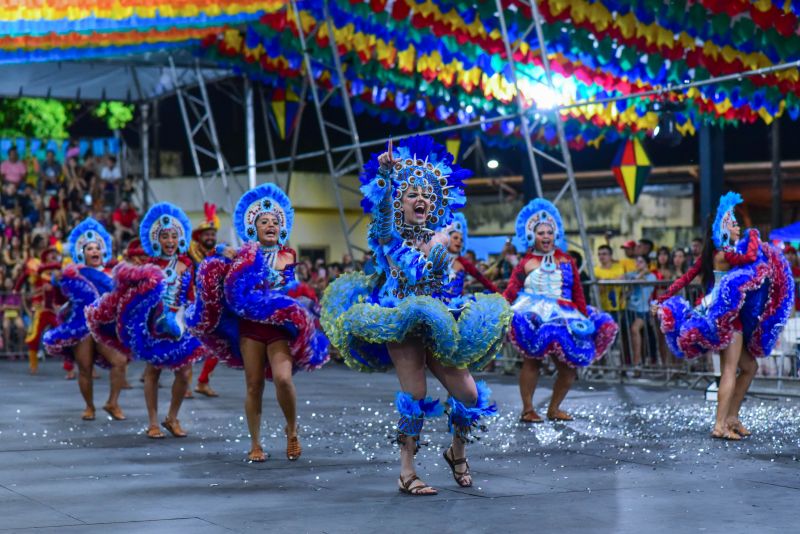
[0,144,136,355]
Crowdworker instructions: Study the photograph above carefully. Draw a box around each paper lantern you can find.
[611,138,652,205]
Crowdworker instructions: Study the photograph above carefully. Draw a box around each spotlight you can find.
[650,101,684,147]
[465,104,474,113]
[487,159,499,169]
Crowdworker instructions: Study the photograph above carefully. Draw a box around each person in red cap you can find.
[188,203,221,398]
[619,240,637,273]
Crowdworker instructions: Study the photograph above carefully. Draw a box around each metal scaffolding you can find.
[288,0,367,257]
[169,57,237,222]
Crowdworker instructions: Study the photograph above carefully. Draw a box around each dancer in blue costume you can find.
[43,217,129,421]
[504,199,617,423]
[88,203,207,439]
[321,136,510,496]
[653,192,793,440]
[187,183,328,462]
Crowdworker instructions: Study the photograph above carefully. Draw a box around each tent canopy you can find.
[770,221,800,242]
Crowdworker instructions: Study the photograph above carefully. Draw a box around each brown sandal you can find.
[247,447,268,462]
[161,418,188,438]
[398,474,438,496]
[547,410,574,421]
[519,410,543,423]
[285,427,302,460]
[81,407,96,421]
[444,446,472,488]
[146,425,165,439]
[102,404,126,421]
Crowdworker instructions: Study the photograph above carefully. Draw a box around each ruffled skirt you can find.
[188,251,329,381]
[658,243,794,359]
[42,265,125,369]
[320,272,511,372]
[87,263,206,369]
[508,293,618,367]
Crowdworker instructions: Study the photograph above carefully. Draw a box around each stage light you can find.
[465,104,474,113]
[650,101,683,147]
[487,159,499,169]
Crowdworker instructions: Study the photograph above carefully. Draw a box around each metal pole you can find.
[140,102,150,211]
[494,0,544,198]
[771,118,782,231]
[244,77,257,190]
[257,84,281,185]
[169,57,208,201]
[285,79,309,194]
[529,0,600,305]
[290,0,355,258]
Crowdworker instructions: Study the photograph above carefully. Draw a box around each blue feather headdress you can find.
[713,191,743,249]
[445,212,469,253]
[67,217,113,264]
[360,135,469,233]
[140,202,192,257]
[234,183,294,244]
[515,198,567,251]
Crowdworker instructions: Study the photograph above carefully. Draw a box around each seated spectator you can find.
[1,148,27,186]
[111,199,138,245]
[39,150,61,195]
[100,155,122,205]
[1,182,21,213]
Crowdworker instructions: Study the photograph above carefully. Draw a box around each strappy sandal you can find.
[103,404,126,421]
[146,425,165,439]
[285,427,302,461]
[547,410,574,421]
[444,446,472,488]
[81,407,96,421]
[161,418,188,438]
[398,474,438,496]
[247,447,268,463]
[519,410,543,423]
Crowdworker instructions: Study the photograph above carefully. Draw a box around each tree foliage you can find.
[93,101,135,130]
[0,98,75,139]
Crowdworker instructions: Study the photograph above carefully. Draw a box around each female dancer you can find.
[652,192,793,439]
[43,218,128,420]
[442,213,499,305]
[505,199,617,423]
[88,203,206,438]
[321,136,510,495]
[188,184,328,461]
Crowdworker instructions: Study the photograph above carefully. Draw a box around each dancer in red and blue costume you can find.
[187,183,328,462]
[505,199,617,424]
[87,202,207,439]
[653,192,793,440]
[43,217,129,421]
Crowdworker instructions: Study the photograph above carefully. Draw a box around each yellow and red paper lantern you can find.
[611,138,652,205]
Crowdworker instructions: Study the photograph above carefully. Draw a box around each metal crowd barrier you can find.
[487,278,800,397]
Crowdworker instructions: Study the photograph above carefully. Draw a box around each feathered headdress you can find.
[713,191,743,249]
[515,198,567,251]
[67,217,113,264]
[192,202,219,240]
[445,212,469,253]
[360,135,469,234]
[233,183,294,243]
[140,202,192,257]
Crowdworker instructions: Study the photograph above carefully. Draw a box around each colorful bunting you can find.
[611,138,652,205]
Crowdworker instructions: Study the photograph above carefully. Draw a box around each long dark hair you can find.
[700,214,716,289]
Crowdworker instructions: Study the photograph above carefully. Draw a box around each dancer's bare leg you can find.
[241,337,267,460]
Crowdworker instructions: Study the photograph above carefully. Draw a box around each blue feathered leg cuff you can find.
[447,381,498,443]
[395,392,445,450]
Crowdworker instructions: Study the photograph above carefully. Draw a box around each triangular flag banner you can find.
[611,138,652,204]
[445,136,461,162]
[271,87,287,140]
[285,86,301,140]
